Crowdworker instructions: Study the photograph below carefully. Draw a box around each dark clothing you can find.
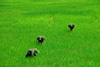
[26,50,32,58]
[25,49,37,58]
[37,37,44,44]
[68,24,75,31]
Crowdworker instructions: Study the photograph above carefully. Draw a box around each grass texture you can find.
[0,0,100,67]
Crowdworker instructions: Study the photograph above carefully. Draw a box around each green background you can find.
[0,0,100,67]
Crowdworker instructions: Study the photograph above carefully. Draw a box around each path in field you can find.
[50,15,54,23]
[47,15,54,28]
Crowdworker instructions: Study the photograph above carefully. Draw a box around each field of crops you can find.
[0,0,100,67]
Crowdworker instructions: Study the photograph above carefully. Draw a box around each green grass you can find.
[0,0,100,67]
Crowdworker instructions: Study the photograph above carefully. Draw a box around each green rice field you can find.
[0,0,100,67]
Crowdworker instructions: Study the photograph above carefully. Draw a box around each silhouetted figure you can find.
[25,48,39,58]
[68,24,75,31]
[37,36,45,44]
